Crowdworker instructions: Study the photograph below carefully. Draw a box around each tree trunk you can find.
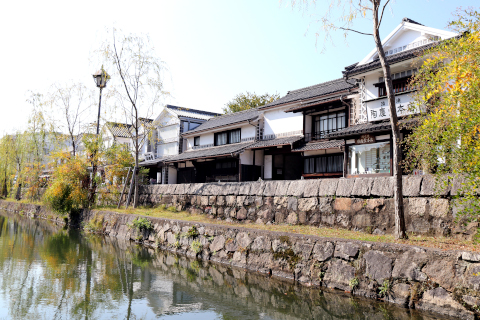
[372,1,407,239]
[133,127,139,208]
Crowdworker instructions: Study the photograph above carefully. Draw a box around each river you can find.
[0,211,451,319]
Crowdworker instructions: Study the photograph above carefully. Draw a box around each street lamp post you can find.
[89,66,110,205]
[92,66,110,134]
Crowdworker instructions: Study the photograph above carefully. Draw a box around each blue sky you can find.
[0,0,477,133]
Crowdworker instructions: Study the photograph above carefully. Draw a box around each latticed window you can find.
[304,154,343,174]
[312,111,346,140]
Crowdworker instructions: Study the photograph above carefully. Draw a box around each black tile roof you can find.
[166,105,221,120]
[183,108,260,135]
[165,141,254,162]
[402,17,423,26]
[326,121,392,138]
[247,135,303,149]
[259,78,357,109]
[106,122,134,138]
[292,139,344,152]
[343,35,461,77]
[139,155,173,166]
[286,93,347,113]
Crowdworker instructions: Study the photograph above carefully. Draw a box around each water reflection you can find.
[0,212,450,320]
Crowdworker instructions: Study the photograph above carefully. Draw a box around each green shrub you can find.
[191,240,202,253]
[379,279,391,297]
[349,277,359,289]
[186,225,199,238]
[129,217,154,232]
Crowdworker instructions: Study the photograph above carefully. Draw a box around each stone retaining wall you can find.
[138,176,475,239]
[1,200,478,319]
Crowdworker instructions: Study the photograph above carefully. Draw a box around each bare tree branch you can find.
[339,27,373,36]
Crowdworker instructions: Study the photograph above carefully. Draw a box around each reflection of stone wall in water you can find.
[137,175,475,239]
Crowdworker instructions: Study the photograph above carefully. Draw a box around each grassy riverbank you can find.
[97,204,479,253]
[2,198,477,252]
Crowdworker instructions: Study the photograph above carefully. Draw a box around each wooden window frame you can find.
[214,128,242,146]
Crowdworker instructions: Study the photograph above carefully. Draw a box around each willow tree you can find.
[101,30,168,208]
[291,0,407,239]
[405,9,480,223]
[46,82,93,157]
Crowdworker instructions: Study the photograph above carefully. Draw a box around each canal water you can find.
[0,211,451,320]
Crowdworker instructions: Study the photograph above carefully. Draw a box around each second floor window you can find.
[215,128,241,146]
[194,136,200,146]
[313,111,346,140]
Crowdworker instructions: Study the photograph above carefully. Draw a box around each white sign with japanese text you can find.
[366,92,418,122]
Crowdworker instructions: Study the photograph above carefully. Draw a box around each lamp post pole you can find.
[90,66,110,205]
[96,86,103,135]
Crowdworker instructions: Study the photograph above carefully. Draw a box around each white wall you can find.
[240,150,253,165]
[241,124,256,139]
[158,125,178,141]
[264,107,303,136]
[264,155,272,179]
[168,167,177,184]
[157,142,178,157]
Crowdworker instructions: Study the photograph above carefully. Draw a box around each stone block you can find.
[363,250,393,283]
[422,258,457,291]
[250,181,265,196]
[208,196,216,206]
[371,177,394,197]
[226,196,236,206]
[287,197,298,211]
[462,251,480,262]
[244,196,255,206]
[319,179,338,196]
[286,180,304,197]
[210,235,225,253]
[365,199,385,212]
[275,181,291,196]
[200,196,209,206]
[312,241,334,262]
[351,178,374,197]
[417,287,474,320]
[216,196,225,206]
[420,175,450,196]
[293,242,314,260]
[298,197,317,211]
[385,283,411,306]
[303,179,321,197]
[238,182,251,195]
[428,198,450,217]
[324,259,356,291]
[254,196,263,207]
[236,232,252,248]
[236,208,247,220]
[334,242,359,260]
[251,236,271,251]
[236,196,246,206]
[274,196,287,208]
[336,178,355,197]
[451,175,466,196]
[224,183,239,196]
[402,176,422,197]
[173,184,183,195]
[406,198,427,217]
[286,212,298,224]
[392,251,428,281]
[318,198,333,213]
[263,181,277,197]
[333,198,352,211]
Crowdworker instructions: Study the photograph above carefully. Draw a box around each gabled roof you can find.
[166,105,221,121]
[260,78,357,109]
[165,141,254,162]
[343,35,462,77]
[183,108,260,135]
[352,17,458,71]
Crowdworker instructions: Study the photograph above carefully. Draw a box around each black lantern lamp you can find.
[92,66,110,134]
